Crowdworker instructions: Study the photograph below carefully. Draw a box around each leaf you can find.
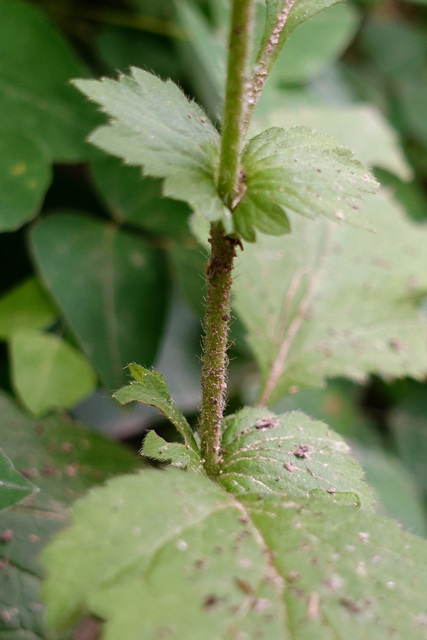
[10,329,96,415]
[42,467,427,639]
[233,193,427,403]
[114,364,199,452]
[0,390,137,639]
[0,448,35,511]
[0,0,99,161]
[73,68,231,230]
[270,4,359,84]
[218,407,374,506]
[257,0,343,79]
[90,155,192,239]
[0,277,57,340]
[30,213,169,389]
[141,431,202,472]
[0,130,52,231]
[234,126,378,241]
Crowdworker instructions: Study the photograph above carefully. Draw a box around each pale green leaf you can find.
[42,468,427,639]
[141,431,202,471]
[233,193,427,402]
[73,69,231,230]
[114,364,198,452]
[0,448,35,511]
[0,391,137,640]
[10,330,96,415]
[0,0,99,161]
[31,213,169,389]
[257,0,343,79]
[235,126,378,240]
[0,277,57,340]
[0,130,51,231]
[219,407,374,506]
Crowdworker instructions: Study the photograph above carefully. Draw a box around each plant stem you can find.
[200,225,238,477]
[200,0,255,476]
[217,0,256,208]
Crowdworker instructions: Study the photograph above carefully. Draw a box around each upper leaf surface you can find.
[233,193,427,402]
[114,364,198,452]
[234,126,378,241]
[219,407,374,506]
[0,448,35,511]
[74,69,231,230]
[42,467,427,639]
[0,277,56,340]
[31,213,169,389]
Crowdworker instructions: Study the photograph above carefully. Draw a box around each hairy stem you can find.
[200,225,238,477]
[217,0,256,208]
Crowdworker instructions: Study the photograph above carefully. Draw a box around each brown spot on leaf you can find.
[291,444,313,459]
[283,462,296,472]
[0,529,13,543]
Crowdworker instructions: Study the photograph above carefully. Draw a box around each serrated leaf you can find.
[0,448,35,511]
[42,467,427,639]
[0,277,57,340]
[30,213,169,389]
[257,0,343,79]
[0,391,137,639]
[10,329,96,415]
[235,126,378,241]
[218,407,374,506]
[142,431,202,471]
[0,0,99,161]
[0,130,52,231]
[73,68,232,230]
[114,364,198,452]
[233,193,427,402]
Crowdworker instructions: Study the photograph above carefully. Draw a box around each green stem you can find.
[200,225,238,477]
[217,0,256,208]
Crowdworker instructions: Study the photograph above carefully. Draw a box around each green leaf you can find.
[0,448,35,511]
[42,467,427,638]
[114,364,198,452]
[235,126,378,241]
[73,68,231,230]
[233,193,427,402]
[0,277,57,340]
[0,130,52,231]
[141,431,202,471]
[10,329,96,415]
[30,213,169,389]
[271,4,359,84]
[0,0,99,161]
[218,407,374,506]
[90,155,192,239]
[257,0,343,79]
[0,390,137,639]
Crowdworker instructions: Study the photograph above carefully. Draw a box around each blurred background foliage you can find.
[1,2,427,626]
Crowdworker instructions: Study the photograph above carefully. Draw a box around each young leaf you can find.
[0,448,35,511]
[74,68,231,230]
[0,391,137,639]
[234,126,378,241]
[10,329,96,415]
[31,213,169,389]
[218,407,374,506]
[233,193,427,403]
[114,364,198,452]
[42,467,427,639]
[142,431,202,472]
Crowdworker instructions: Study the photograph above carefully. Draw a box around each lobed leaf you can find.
[141,431,202,472]
[114,364,199,452]
[0,448,35,511]
[218,407,374,506]
[233,193,427,402]
[74,68,231,230]
[234,126,378,241]
[42,466,427,639]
